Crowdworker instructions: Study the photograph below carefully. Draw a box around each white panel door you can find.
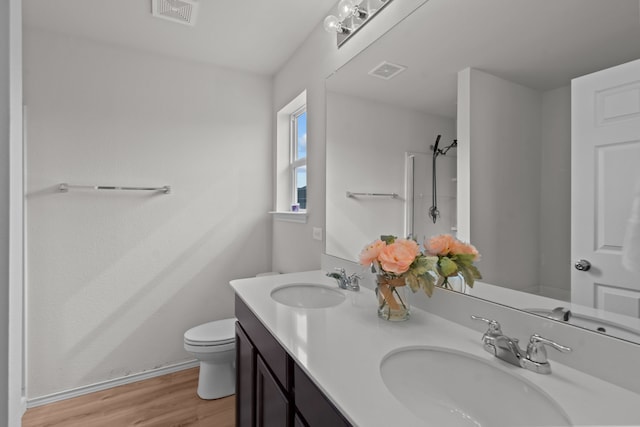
[571,58,640,317]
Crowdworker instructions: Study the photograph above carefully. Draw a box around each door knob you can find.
[574,259,591,271]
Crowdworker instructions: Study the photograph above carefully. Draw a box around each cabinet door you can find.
[236,295,290,388]
[294,364,351,427]
[256,355,290,427]
[236,323,255,427]
[294,412,308,427]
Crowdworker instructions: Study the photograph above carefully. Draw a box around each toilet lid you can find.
[184,318,236,345]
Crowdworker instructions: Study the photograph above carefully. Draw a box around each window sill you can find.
[269,211,308,224]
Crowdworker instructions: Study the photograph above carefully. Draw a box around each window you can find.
[291,107,307,210]
[274,90,307,222]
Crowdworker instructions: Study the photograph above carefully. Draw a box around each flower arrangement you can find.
[359,236,437,320]
[359,234,481,320]
[359,235,439,297]
[423,234,482,290]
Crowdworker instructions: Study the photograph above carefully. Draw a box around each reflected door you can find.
[571,58,640,317]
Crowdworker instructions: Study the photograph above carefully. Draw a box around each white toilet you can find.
[184,318,236,400]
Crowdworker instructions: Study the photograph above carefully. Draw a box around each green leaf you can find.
[468,264,482,280]
[380,235,396,244]
[411,255,437,276]
[405,273,420,292]
[438,257,458,276]
[454,253,476,265]
[418,275,434,297]
[458,264,475,288]
[458,263,482,288]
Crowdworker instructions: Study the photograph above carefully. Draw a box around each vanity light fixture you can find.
[323,0,394,47]
[337,0,368,21]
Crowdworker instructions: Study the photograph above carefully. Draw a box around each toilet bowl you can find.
[184,318,236,400]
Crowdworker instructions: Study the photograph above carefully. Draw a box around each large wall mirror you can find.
[326,0,640,343]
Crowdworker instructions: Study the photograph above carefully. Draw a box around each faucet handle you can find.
[549,307,572,321]
[334,267,346,276]
[526,334,572,364]
[471,315,503,335]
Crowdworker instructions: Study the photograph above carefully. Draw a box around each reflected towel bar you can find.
[346,191,398,199]
[59,183,171,194]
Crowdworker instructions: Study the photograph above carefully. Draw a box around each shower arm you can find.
[436,139,457,156]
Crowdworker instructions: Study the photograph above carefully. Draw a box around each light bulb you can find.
[323,15,343,33]
[337,0,357,20]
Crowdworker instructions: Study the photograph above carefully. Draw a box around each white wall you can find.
[24,29,272,398]
[459,68,542,292]
[1,1,25,424]
[459,70,571,297]
[1,0,11,421]
[272,0,431,273]
[325,91,454,261]
[8,0,24,424]
[539,86,571,300]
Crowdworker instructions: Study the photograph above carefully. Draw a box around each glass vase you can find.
[376,275,410,321]
[441,272,468,294]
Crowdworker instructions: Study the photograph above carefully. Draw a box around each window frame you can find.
[272,90,307,223]
[290,105,307,211]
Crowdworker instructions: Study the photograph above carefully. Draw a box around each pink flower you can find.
[359,239,386,266]
[394,238,420,257]
[451,240,480,261]
[424,234,457,256]
[378,240,418,275]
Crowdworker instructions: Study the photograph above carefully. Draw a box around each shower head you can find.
[432,134,441,156]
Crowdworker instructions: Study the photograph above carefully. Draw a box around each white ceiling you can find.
[327,0,640,118]
[22,0,339,75]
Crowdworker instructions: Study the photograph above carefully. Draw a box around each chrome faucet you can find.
[326,268,360,291]
[548,306,572,322]
[471,315,572,374]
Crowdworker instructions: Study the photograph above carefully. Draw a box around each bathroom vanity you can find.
[231,271,640,426]
[235,294,350,427]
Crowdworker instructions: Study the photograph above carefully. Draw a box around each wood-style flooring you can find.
[22,368,235,427]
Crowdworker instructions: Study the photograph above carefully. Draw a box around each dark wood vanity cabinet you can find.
[255,354,289,427]
[235,295,351,427]
[293,364,350,427]
[235,322,257,427]
[235,297,290,427]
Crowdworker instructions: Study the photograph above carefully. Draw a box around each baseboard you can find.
[26,359,200,408]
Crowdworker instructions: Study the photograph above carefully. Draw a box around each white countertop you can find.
[230,270,640,427]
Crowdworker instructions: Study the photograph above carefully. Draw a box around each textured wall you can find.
[24,29,272,398]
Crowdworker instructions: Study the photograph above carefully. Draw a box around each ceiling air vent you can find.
[151,0,198,26]
[368,61,407,80]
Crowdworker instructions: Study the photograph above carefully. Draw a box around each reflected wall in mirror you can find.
[325,91,455,261]
[325,0,640,343]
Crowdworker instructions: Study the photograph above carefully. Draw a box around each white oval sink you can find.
[270,283,346,309]
[380,347,571,427]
